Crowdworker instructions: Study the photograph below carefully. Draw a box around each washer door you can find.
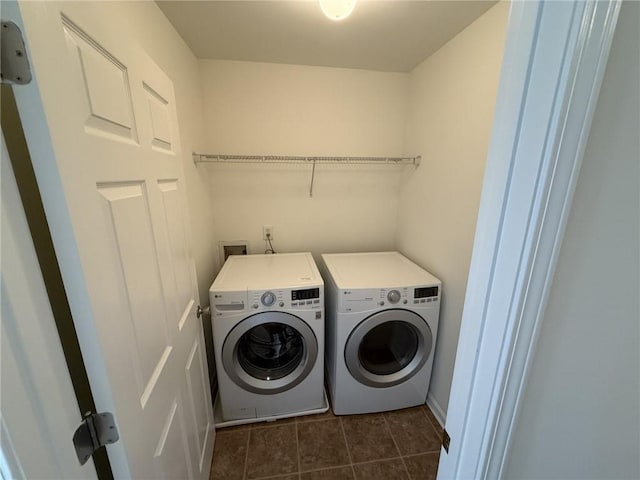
[345,309,433,388]
[222,311,318,394]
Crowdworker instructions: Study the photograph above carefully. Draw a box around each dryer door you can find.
[222,311,318,394]
[345,309,433,388]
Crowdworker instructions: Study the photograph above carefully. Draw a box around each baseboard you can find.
[426,393,446,428]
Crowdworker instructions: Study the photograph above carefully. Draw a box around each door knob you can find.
[196,305,210,319]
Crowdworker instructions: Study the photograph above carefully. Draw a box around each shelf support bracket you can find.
[309,158,316,198]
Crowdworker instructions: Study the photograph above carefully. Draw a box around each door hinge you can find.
[72,412,120,465]
[442,428,451,453]
[1,20,32,85]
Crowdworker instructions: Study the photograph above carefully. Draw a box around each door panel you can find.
[185,338,213,471]
[62,16,138,143]
[154,398,192,480]
[97,181,171,401]
[144,84,174,153]
[157,179,196,329]
[9,2,214,477]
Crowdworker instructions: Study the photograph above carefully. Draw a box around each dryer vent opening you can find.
[219,240,248,264]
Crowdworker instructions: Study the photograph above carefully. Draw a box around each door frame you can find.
[438,0,620,478]
[4,0,621,476]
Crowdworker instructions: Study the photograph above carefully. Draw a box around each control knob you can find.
[261,291,276,307]
[387,290,401,304]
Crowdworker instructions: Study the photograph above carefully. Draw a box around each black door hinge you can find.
[442,428,451,453]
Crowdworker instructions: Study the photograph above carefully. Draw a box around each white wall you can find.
[199,60,408,260]
[505,3,640,478]
[396,2,510,418]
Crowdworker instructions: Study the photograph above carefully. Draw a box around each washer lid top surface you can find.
[212,252,322,291]
[322,251,440,289]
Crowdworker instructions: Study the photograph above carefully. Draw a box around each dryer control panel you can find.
[339,285,440,313]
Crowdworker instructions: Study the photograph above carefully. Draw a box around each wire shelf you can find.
[193,153,420,166]
[192,153,421,196]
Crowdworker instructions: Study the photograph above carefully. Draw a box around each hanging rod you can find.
[193,153,421,166]
[192,153,421,197]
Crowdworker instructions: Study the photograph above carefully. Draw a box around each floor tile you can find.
[298,419,350,472]
[404,453,439,480]
[246,424,298,479]
[341,414,399,463]
[300,466,355,480]
[384,407,441,455]
[352,459,409,480]
[210,430,248,480]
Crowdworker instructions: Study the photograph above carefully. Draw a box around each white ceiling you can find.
[156,1,498,73]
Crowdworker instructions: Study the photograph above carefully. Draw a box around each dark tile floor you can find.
[210,404,443,480]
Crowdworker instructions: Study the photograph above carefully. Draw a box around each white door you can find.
[1,132,99,480]
[6,2,214,478]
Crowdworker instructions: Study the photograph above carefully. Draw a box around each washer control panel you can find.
[249,287,323,311]
[212,285,324,315]
[340,285,440,312]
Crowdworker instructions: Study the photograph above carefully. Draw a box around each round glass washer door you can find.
[222,311,318,394]
[345,309,433,388]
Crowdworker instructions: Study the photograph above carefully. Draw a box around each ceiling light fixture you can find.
[318,0,357,21]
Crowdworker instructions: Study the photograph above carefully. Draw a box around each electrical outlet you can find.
[263,225,273,240]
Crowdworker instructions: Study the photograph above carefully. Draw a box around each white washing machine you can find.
[210,253,326,424]
[322,251,441,415]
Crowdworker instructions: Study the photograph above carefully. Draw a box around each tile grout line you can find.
[338,416,357,479]
[299,452,439,470]
[382,413,412,480]
[402,451,441,459]
[242,427,251,480]
[295,419,301,478]
[251,472,302,480]
[247,451,441,480]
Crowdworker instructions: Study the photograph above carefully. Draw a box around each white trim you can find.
[437,1,621,479]
[0,416,24,480]
[426,393,445,429]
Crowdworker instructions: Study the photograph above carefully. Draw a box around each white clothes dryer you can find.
[322,252,441,415]
[210,253,325,424]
